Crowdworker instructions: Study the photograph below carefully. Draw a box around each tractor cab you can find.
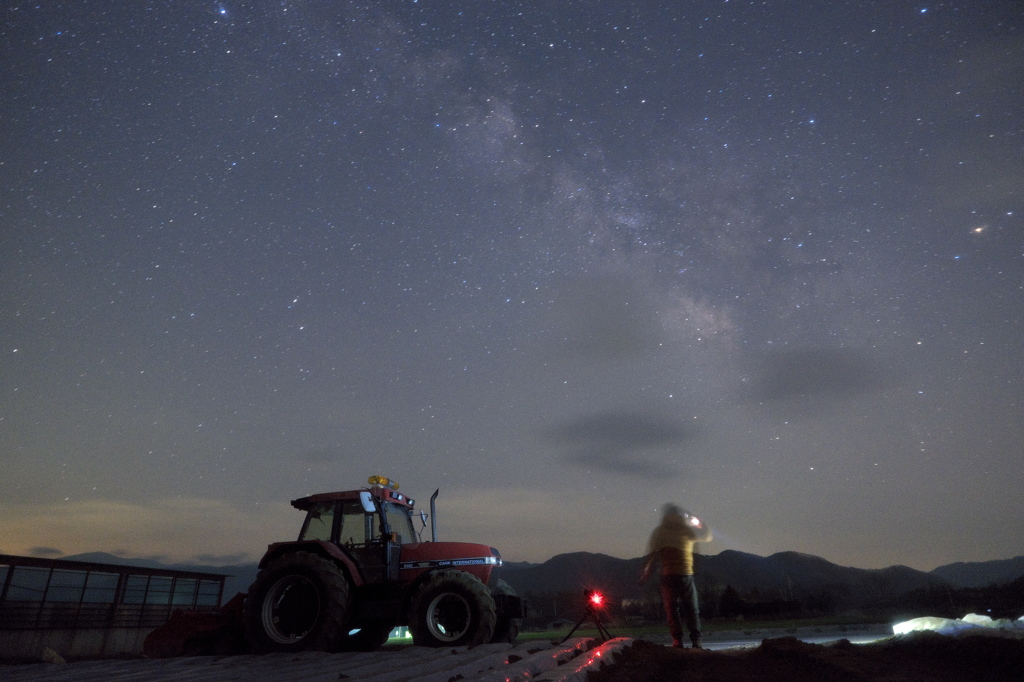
[290,476,417,584]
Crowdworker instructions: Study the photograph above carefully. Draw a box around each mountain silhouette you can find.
[930,556,1024,588]
[57,549,1024,607]
[494,549,952,609]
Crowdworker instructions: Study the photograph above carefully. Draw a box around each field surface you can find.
[590,632,1024,682]
[4,627,1024,681]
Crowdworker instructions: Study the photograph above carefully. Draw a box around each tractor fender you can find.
[397,541,500,585]
[258,540,363,587]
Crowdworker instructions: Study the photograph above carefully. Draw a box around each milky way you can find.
[1,1,1021,570]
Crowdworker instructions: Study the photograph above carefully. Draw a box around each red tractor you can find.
[241,476,524,652]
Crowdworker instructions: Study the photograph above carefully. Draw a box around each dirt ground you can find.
[586,632,1024,682]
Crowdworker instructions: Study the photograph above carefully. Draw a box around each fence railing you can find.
[0,554,226,631]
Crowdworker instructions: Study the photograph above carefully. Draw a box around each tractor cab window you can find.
[382,502,417,544]
[337,499,415,547]
[338,500,374,547]
[299,502,336,542]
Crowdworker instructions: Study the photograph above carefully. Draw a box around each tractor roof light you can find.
[368,475,399,490]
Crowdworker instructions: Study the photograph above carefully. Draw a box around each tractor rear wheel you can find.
[243,551,350,653]
[408,570,496,647]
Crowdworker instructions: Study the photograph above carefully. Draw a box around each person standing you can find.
[639,504,713,648]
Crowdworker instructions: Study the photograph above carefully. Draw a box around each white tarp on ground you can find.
[892,613,1024,638]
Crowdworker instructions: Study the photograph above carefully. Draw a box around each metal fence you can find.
[0,554,226,631]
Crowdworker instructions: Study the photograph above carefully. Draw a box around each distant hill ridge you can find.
[57,550,1024,604]
[930,555,1024,588]
[493,550,952,603]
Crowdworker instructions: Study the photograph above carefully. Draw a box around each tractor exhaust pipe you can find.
[430,489,439,542]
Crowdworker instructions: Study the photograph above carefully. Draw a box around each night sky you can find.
[2,1,1022,572]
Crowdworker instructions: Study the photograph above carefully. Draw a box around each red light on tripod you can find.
[589,591,605,608]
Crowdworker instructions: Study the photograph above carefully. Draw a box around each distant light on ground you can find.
[893,613,1024,637]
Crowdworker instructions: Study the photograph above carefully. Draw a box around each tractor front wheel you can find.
[243,551,350,653]
[489,579,522,644]
[408,570,496,647]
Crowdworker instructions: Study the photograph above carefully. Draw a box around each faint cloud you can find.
[546,410,695,477]
[0,499,293,564]
[29,546,63,558]
[749,348,878,402]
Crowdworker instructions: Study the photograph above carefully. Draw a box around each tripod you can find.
[558,590,612,644]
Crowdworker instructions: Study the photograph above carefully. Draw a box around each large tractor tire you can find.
[243,551,351,653]
[408,569,497,647]
[489,579,522,644]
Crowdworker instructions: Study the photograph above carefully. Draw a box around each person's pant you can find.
[660,574,701,645]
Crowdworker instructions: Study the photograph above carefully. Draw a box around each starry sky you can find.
[2,1,1022,572]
